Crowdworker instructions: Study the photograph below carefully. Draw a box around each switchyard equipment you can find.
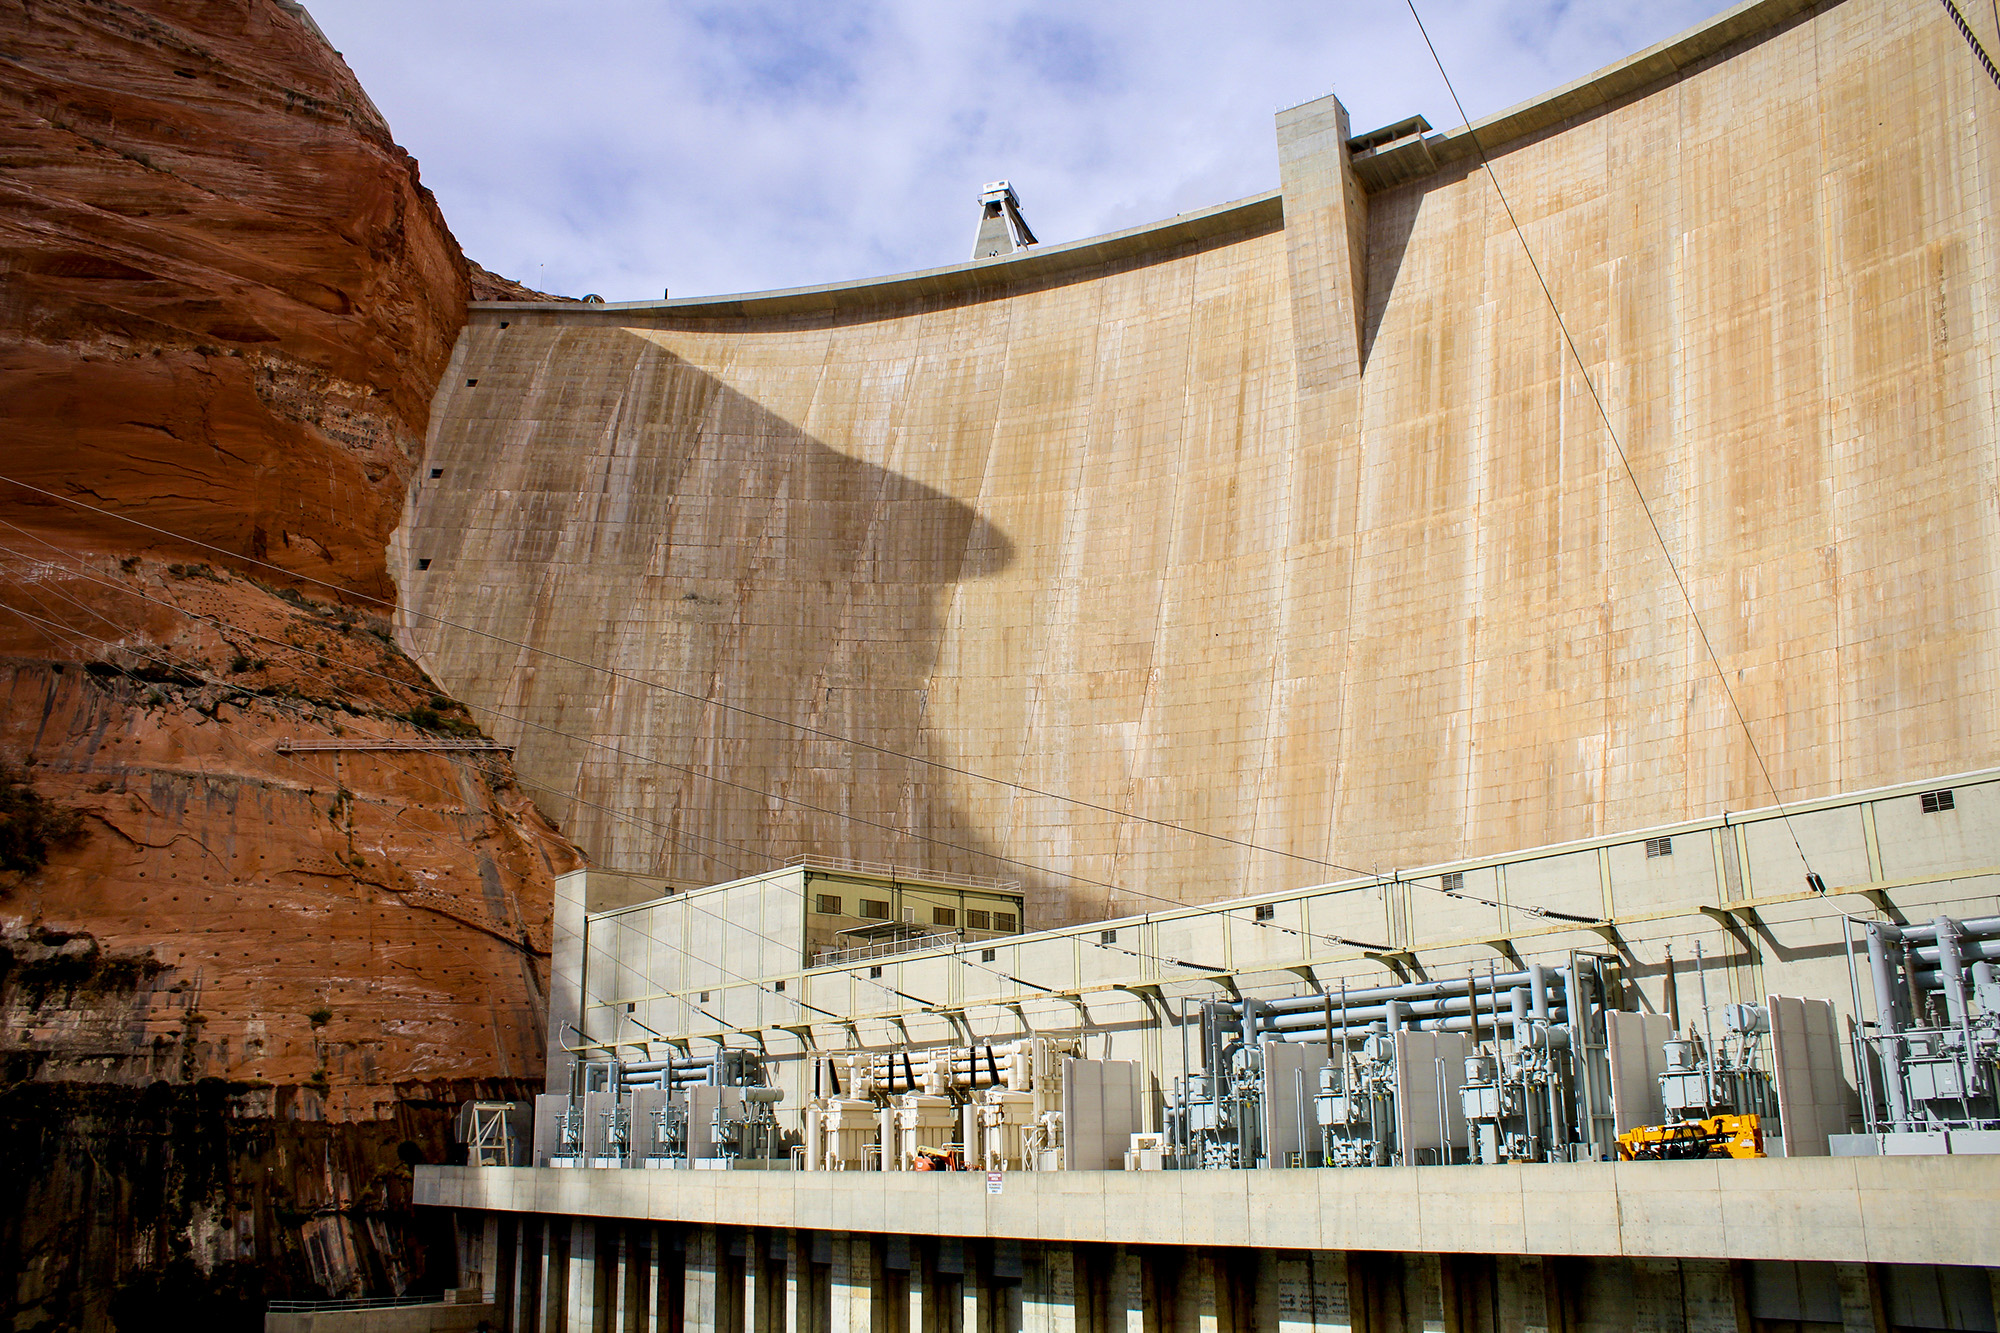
[802,1038,1085,1171]
[1654,942,1779,1126]
[798,1038,1139,1170]
[712,1087,786,1163]
[1166,959,1637,1167]
[530,1052,790,1169]
[1844,915,2000,1153]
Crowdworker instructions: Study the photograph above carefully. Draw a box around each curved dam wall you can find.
[395,0,2000,926]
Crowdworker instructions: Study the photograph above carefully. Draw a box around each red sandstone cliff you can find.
[0,0,581,1319]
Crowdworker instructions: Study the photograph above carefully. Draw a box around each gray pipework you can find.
[619,1058,713,1075]
[1865,921,1911,1126]
[1888,916,2000,944]
[1531,964,1551,1022]
[1267,1010,1566,1042]
[1866,923,1904,1033]
[1242,998,1269,1061]
[1247,970,1560,1015]
[1260,990,1564,1034]
[1935,916,1970,1026]
[1908,938,2000,969]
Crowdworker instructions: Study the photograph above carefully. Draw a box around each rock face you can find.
[0,0,581,1322]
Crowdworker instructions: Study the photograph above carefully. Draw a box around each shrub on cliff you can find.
[0,761,85,874]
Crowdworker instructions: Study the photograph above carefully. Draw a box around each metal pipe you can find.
[1904,940,1928,1027]
[1531,965,1551,1022]
[1275,1011,1558,1041]
[1888,915,2000,944]
[1696,941,1716,1069]
[1935,916,1970,1025]
[1241,999,1268,1061]
[620,1058,714,1074]
[1664,945,1681,1035]
[1866,922,1904,1035]
[1907,938,2000,968]
[1252,970,1555,1014]
[1842,917,1876,1136]
[1261,992,1566,1032]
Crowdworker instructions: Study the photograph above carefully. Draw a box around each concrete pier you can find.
[427,1158,2000,1331]
[447,1214,1998,1332]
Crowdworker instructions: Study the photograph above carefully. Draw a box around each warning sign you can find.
[985,1171,1004,1195]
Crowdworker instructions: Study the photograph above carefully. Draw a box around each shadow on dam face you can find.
[410,335,1028,900]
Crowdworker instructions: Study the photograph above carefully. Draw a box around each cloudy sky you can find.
[306,0,1736,301]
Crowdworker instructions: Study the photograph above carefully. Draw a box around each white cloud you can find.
[304,0,1736,300]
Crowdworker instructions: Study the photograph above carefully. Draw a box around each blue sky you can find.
[305,0,1738,300]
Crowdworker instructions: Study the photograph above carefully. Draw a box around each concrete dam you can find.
[396,2,2000,1331]
[395,0,1996,933]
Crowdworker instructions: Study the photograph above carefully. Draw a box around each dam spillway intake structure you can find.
[397,0,2000,1328]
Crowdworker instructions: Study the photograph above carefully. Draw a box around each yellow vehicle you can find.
[1616,1113,1765,1161]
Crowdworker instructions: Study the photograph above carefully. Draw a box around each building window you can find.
[698,991,710,1003]
[966,910,991,931]
[994,913,1016,933]
[933,907,956,927]
[859,899,890,920]
[626,1002,636,1013]
[1254,903,1275,921]
[1921,789,1955,814]
[429,468,444,479]
[415,558,432,570]
[1441,871,1464,894]
[869,966,882,979]
[1100,930,1118,945]
[773,980,786,993]
[981,948,997,963]
[814,894,842,915]
[465,379,478,387]
[1645,837,1673,859]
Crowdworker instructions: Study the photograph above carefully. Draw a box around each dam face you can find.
[396,0,1999,925]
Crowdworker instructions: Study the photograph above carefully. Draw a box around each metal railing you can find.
[812,929,963,968]
[784,854,1020,894]
[267,1295,453,1312]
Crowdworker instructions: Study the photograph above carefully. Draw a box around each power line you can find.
[1940,0,2000,90]
[1,549,1610,1042]
[0,540,1090,1017]
[0,532,755,881]
[0,493,1610,939]
[1,525,1611,953]
[0,551,1423,1000]
[0,471,1408,888]
[0,579,854,1028]
[1402,0,1821,889]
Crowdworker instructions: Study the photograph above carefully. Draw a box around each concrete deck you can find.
[418,1156,2000,1268]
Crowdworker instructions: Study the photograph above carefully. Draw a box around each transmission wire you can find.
[1403,0,1822,887]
